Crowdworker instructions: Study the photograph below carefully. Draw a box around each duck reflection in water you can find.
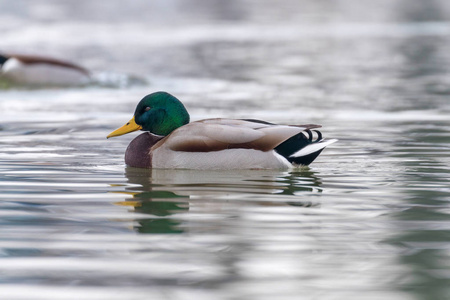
[114,167,323,234]
[115,167,189,234]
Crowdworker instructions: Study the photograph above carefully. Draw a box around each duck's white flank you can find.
[152,148,292,170]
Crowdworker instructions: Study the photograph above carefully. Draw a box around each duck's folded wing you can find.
[163,119,313,152]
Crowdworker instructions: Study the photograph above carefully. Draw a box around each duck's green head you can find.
[107,92,190,138]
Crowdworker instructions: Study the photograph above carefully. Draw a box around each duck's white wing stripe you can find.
[290,139,338,158]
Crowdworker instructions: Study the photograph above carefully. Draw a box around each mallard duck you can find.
[107,92,337,169]
[0,53,91,86]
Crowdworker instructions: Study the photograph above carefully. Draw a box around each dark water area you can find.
[1,1,450,299]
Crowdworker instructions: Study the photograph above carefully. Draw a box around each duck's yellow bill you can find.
[107,116,142,138]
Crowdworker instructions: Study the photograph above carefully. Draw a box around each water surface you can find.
[1,1,450,299]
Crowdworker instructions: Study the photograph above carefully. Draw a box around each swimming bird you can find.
[107,92,337,169]
[0,53,91,86]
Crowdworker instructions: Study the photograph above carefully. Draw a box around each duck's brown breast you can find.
[125,132,163,168]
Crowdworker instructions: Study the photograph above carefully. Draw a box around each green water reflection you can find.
[117,167,323,234]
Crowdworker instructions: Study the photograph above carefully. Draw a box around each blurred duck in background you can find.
[0,53,91,87]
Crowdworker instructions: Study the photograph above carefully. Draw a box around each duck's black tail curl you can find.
[275,129,336,166]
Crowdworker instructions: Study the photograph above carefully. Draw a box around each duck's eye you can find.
[144,107,151,112]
